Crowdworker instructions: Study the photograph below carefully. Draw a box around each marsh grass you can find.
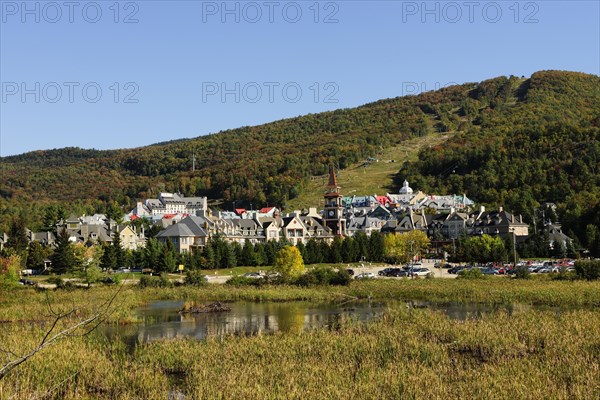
[2,279,600,324]
[2,280,600,398]
[2,308,600,399]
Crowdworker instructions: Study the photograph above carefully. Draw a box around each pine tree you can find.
[50,228,76,274]
[295,242,307,264]
[111,233,127,269]
[222,242,237,268]
[368,232,385,262]
[264,240,278,266]
[202,245,215,269]
[331,237,343,263]
[144,238,162,271]
[7,217,28,254]
[255,243,266,266]
[241,241,255,266]
[159,240,177,273]
[100,243,116,271]
[26,242,47,270]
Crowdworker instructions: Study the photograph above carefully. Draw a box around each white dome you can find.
[399,179,413,195]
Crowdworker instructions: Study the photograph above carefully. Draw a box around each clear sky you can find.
[1,0,598,156]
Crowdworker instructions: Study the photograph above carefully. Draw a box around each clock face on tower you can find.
[328,210,335,217]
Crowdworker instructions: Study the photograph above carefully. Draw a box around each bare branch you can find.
[0,282,125,381]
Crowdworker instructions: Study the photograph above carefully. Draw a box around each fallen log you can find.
[179,302,231,314]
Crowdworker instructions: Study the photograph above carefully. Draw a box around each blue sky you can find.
[1,0,599,156]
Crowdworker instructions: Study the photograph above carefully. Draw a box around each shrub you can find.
[551,269,577,281]
[514,266,531,280]
[46,276,70,289]
[457,268,485,280]
[82,265,103,287]
[294,266,351,287]
[574,260,600,281]
[0,255,20,288]
[225,275,264,287]
[139,273,173,288]
[185,270,208,287]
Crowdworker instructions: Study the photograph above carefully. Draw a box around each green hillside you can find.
[285,133,454,210]
[1,71,599,247]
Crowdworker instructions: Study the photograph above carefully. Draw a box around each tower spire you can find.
[324,163,345,236]
[327,164,339,190]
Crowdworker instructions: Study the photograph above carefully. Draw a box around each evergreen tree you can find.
[368,232,385,262]
[354,232,369,262]
[241,241,255,266]
[232,242,243,265]
[222,242,237,268]
[144,238,162,271]
[295,242,307,264]
[341,236,357,263]
[131,248,146,269]
[100,243,116,270]
[330,237,343,263]
[264,240,278,266]
[202,244,216,269]
[50,228,76,274]
[111,233,127,269]
[42,205,59,231]
[552,240,567,259]
[585,225,600,257]
[26,242,47,270]
[106,201,124,224]
[159,240,177,273]
[318,240,330,263]
[565,239,579,259]
[305,239,319,265]
[254,243,266,266]
[7,217,28,254]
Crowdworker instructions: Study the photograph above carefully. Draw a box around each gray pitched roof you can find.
[156,223,195,238]
[156,216,209,238]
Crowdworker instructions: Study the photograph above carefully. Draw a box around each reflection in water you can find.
[102,300,562,348]
[103,300,385,347]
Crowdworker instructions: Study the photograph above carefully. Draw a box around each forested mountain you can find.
[1,71,599,244]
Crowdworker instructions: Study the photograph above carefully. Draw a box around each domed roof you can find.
[399,179,413,195]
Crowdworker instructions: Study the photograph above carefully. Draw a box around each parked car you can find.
[389,269,409,277]
[355,272,375,279]
[480,267,498,275]
[243,272,263,279]
[448,266,465,274]
[378,267,404,277]
[18,278,36,286]
[408,268,431,277]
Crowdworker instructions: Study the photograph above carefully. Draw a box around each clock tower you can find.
[324,165,346,236]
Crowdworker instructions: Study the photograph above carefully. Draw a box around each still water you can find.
[102,300,544,346]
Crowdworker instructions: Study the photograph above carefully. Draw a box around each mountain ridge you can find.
[1,70,599,243]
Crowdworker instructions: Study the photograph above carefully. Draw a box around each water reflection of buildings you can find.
[131,302,381,344]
